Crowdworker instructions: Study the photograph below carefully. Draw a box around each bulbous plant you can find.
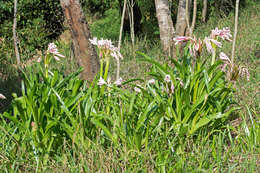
[2,43,84,163]
[136,27,248,140]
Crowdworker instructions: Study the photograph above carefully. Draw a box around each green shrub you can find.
[90,9,120,41]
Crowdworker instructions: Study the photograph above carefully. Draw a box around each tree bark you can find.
[60,0,99,81]
[190,0,197,35]
[176,0,188,36]
[154,0,175,56]
[13,0,20,66]
[202,0,207,22]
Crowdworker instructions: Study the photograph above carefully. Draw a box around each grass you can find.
[0,2,259,172]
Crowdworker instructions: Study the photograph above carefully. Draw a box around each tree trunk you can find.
[129,0,135,47]
[190,0,197,35]
[154,0,175,56]
[117,0,127,80]
[231,0,240,64]
[118,0,127,51]
[176,0,188,36]
[13,0,20,66]
[202,0,207,22]
[60,0,99,81]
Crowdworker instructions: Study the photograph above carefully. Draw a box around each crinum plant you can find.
[136,27,247,140]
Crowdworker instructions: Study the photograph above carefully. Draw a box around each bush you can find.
[90,9,120,41]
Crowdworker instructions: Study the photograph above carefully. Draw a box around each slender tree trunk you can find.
[13,0,20,66]
[118,0,127,51]
[154,0,175,56]
[117,0,127,80]
[231,0,240,64]
[190,0,197,35]
[185,0,191,36]
[202,0,207,22]
[176,0,188,36]
[127,0,135,47]
[60,0,99,81]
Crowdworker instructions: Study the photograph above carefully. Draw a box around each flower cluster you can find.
[89,37,123,61]
[97,77,123,87]
[173,27,232,56]
[218,52,250,81]
[173,36,203,57]
[164,75,175,94]
[211,27,232,41]
[47,43,65,61]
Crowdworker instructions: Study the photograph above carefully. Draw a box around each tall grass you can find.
[0,2,259,172]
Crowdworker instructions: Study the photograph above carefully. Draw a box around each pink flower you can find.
[204,37,222,54]
[114,77,123,86]
[219,27,232,41]
[211,27,221,39]
[47,43,65,61]
[31,121,35,127]
[189,38,203,57]
[204,37,214,54]
[220,63,228,72]
[219,52,231,64]
[90,38,113,49]
[210,39,222,48]
[211,27,232,41]
[97,77,107,86]
[37,57,41,63]
[176,78,184,87]
[90,38,123,60]
[164,75,171,83]
[111,50,123,61]
[170,82,175,94]
[173,36,193,45]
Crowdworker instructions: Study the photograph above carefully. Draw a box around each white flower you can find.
[173,36,193,45]
[239,67,250,81]
[114,77,123,86]
[134,87,141,93]
[111,51,123,61]
[219,52,231,63]
[89,38,124,60]
[47,43,65,61]
[148,79,155,84]
[164,75,171,83]
[0,93,6,99]
[89,37,98,45]
[97,77,107,86]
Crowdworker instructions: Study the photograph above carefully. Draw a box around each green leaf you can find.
[91,118,117,145]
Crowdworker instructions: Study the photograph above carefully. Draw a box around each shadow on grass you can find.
[0,66,21,113]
